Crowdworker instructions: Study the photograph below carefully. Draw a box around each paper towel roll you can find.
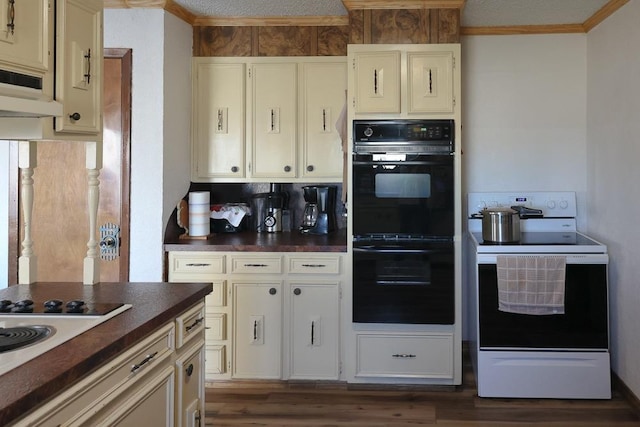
[189,191,210,205]
[188,203,210,214]
[189,223,209,237]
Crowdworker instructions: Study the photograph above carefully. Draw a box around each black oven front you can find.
[478,263,609,349]
[351,119,456,324]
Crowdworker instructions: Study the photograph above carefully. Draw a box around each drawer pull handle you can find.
[311,321,315,345]
[131,351,158,373]
[392,354,416,358]
[186,317,204,332]
[186,263,210,267]
[301,263,327,268]
[244,263,268,267]
[186,363,194,377]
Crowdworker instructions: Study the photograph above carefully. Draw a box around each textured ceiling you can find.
[170,0,612,26]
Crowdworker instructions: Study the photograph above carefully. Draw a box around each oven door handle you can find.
[352,160,445,166]
[353,246,444,254]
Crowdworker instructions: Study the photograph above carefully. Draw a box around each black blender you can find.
[299,186,337,234]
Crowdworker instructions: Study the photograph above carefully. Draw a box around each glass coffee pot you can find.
[302,203,319,228]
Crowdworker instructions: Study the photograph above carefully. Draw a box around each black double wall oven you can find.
[352,119,455,324]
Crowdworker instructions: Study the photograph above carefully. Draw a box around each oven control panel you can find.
[467,191,577,218]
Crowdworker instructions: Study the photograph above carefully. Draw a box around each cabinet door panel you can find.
[176,343,205,427]
[233,282,282,378]
[300,62,346,180]
[289,282,340,379]
[0,0,48,74]
[193,62,245,179]
[353,51,400,114]
[251,62,297,178]
[55,0,102,134]
[408,51,455,114]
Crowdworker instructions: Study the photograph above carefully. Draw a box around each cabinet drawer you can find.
[206,281,226,308]
[17,323,175,426]
[205,313,226,341]
[356,333,454,379]
[288,256,340,274]
[205,345,227,375]
[230,255,282,274]
[168,252,225,281]
[176,303,206,349]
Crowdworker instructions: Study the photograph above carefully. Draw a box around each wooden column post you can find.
[83,140,102,285]
[18,141,37,284]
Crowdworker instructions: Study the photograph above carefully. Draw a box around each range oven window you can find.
[352,153,453,237]
[478,264,609,350]
[353,240,455,324]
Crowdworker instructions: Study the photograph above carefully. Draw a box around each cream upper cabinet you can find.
[0,0,49,76]
[300,61,346,180]
[351,50,401,114]
[250,62,297,179]
[407,50,455,114]
[349,44,458,118]
[192,61,246,180]
[191,57,346,183]
[53,0,103,135]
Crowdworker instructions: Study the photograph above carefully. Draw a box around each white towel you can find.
[211,204,251,227]
[496,256,566,315]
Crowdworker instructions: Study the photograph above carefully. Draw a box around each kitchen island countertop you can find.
[0,281,212,425]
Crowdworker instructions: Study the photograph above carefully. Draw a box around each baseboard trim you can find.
[612,371,640,415]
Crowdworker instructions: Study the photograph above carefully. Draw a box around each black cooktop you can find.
[473,232,601,246]
[0,299,124,315]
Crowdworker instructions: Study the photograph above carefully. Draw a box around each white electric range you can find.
[466,191,611,399]
[0,300,132,376]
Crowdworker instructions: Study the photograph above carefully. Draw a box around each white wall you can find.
[461,34,588,227]
[586,0,640,398]
[104,9,192,281]
[0,144,8,288]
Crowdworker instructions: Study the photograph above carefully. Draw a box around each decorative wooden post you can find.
[18,141,37,284]
[83,140,102,285]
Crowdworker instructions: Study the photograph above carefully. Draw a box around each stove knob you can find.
[559,200,569,209]
[547,200,556,209]
[14,299,34,308]
[44,299,63,309]
[0,299,12,312]
[66,300,86,313]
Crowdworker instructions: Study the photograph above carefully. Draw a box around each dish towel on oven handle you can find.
[496,255,567,315]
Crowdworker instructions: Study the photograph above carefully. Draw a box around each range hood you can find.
[0,93,63,118]
[0,73,63,140]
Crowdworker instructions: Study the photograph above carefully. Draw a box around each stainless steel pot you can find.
[481,207,520,242]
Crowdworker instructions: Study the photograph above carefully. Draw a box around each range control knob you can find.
[547,200,557,209]
[559,200,569,209]
[363,127,373,138]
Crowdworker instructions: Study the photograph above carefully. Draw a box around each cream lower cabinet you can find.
[168,251,345,381]
[15,302,206,427]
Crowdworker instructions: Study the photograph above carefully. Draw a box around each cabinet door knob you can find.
[269,287,277,295]
[69,112,81,121]
[283,165,291,172]
[231,166,239,173]
[293,288,301,296]
[186,363,194,377]
[306,165,314,172]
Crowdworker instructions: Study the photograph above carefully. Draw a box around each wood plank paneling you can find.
[193,27,253,56]
[193,9,460,57]
[371,9,429,44]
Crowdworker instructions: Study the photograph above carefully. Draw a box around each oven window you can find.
[478,264,608,349]
[375,174,431,198]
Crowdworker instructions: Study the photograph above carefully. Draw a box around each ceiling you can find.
[169,0,617,28]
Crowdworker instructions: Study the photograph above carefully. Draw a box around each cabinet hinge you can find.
[453,57,456,69]
[453,96,456,108]
[248,68,252,78]
[352,58,356,70]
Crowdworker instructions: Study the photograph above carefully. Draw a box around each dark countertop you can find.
[164,228,348,253]
[0,281,212,426]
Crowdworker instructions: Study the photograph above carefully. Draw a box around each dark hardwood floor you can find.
[205,352,640,426]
